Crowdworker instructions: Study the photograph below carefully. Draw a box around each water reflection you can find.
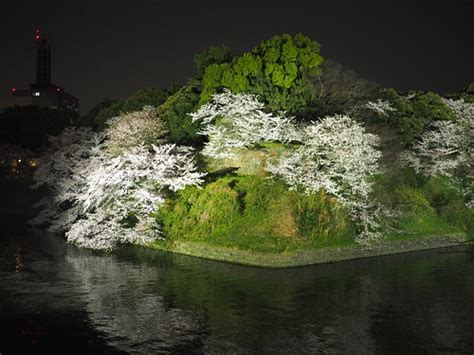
[1,230,473,354]
[66,249,204,353]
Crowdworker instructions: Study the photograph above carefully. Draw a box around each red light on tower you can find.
[35,29,41,40]
[12,87,16,92]
[56,88,61,93]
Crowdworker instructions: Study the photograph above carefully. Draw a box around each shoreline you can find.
[161,233,468,268]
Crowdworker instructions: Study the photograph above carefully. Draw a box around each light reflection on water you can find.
[1,228,474,354]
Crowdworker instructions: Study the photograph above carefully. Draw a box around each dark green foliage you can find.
[0,106,76,150]
[374,169,468,237]
[200,33,324,116]
[157,85,202,145]
[95,88,171,129]
[157,175,354,253]
[94,100,124,129]
[78,98,116,128]
[380,89,457,144]
[194,45,232,77]
[466,82,474,94]
[121,88,169,112]
[311,59,380,115]
[421,177,468,228]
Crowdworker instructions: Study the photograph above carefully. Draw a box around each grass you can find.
[155,168,470,255]
[156,174,355,253]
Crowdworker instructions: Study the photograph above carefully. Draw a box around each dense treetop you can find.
[200,33,324,115]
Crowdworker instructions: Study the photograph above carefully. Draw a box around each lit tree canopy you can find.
[190,89,300,159]
[200,33,324,115]
[31,107,205,250]
[266,115,384,243]
[401,98,474,207]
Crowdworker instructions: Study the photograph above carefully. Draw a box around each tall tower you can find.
[35,29,51,85]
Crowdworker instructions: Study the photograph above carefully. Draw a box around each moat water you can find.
[1,180,473,354]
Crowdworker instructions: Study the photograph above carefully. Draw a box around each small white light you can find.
[18,159,22,163]
[33,92,41,97]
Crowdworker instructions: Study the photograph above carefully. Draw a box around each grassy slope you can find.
[156,175,355,253]
[155,171,471,255]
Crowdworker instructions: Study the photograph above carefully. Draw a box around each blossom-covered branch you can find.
[401,98,473,207]
[190,89,300,159]
[31,107,205,250]
[267,114,384,244]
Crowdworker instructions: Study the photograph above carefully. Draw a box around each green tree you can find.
[380,89,457,144]
[95,88,171,129]
[200,33,324,116]
[194,45,232,77]
[79,98,116,128]
[121,87,169,112]
[158,85,202,145]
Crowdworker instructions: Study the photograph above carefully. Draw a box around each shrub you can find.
[157,175,353,252]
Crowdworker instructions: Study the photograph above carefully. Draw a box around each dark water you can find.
[1,182,474,354]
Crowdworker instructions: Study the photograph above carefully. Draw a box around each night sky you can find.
[2,0,473,114]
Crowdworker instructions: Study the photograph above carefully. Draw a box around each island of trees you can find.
[25,33,474,265]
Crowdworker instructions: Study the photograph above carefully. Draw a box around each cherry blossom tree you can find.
[31,108,205,250]
[190,89,300,159]
[266,115,384,244]
[106,105,167,155]
[401,98,473,207]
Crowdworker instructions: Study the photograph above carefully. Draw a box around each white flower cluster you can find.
[364,99,396,117]
[105,105,167,155]
[190,89,300,159]
[31,110,205,250]
[401,98,473,207]
[266,115,384,244]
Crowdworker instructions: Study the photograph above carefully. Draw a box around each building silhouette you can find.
[0,29,79,113]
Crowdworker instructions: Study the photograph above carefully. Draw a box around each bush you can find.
[374,169,468,237]
[200,33,324,116]
[157,175,354,253]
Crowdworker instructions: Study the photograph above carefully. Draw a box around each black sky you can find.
[1,0,473,113]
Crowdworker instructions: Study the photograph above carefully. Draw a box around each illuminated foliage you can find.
[31,107,205,250]
[190,89,300,159]
[266,115,384,244]
[200,33,324,115]
[157,85,202,145]
[106,106,167,155]
[94,88,171,129]
[380,89,457,144]
[402,98,474,207]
